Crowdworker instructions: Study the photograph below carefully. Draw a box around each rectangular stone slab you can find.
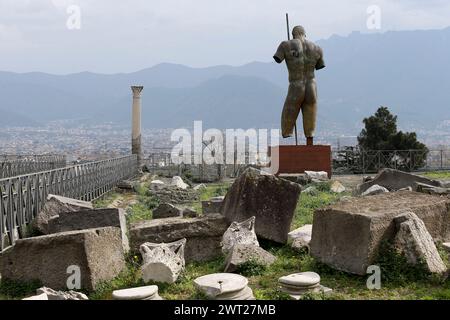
[0,227,125,290]
[310,191,450,275]
[47,208,129,252]
[129,214,228,263]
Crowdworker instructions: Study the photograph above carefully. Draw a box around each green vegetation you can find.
[422,171,450,180]
[292,188,343,229]
[0,279,42,300]
[358,106,428,170]
[93,192,120,208]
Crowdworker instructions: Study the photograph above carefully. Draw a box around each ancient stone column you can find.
[131,86,143,164]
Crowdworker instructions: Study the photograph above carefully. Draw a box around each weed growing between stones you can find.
[235,259,268,277]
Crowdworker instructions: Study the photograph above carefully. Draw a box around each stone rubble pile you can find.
[112,285,163,300]
[194,273,255,300]
[278,272,331,300]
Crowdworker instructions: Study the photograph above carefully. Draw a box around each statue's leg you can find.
[281,82,304,138]
[301,80,317,140]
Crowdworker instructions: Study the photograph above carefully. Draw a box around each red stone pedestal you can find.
[268,145,332,178]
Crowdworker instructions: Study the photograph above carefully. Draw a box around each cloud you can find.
[0,0,449,73]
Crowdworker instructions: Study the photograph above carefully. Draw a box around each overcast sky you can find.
[1,0,450,74]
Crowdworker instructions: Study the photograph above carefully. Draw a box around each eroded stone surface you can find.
[310,191,450,275]
[202,197,224,215]
[152,203,183,219]
[394,212,447,274]
[130,214,228,262]
[47,208,129,252]
[140,239,186,284]
[34,194,93,234]
[224,244,276,272]
[0,227,125,290]
[221,167,301,243]
[221,216,259,255]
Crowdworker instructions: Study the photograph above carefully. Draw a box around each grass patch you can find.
[292,191,344,229]
[0,279,42,300]
[422,171,450,180]
[93,192,121,208]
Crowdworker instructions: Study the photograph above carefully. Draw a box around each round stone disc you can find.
[194,273,248,298]
[112,285,158,300]
[217,286,254,300]
[278,272,320,287]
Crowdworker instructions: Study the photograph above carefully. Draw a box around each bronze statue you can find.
[273,25,325,145]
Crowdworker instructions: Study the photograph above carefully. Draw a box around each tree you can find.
[358,106,428,170]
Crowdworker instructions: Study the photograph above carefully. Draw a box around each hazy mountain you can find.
[1,27,450,134]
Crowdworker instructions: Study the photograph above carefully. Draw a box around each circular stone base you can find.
[112,285,159,300]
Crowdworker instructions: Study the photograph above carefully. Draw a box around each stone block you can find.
[0,227,125,290]
[202,197,224,215]
[393,212,446,274]
[130,214,228,262]
[35,194,93,234]
[310,191,450,275]
[224,244,276,273]
[152,203,183,219]
[220,167,301,243]
[47,208,129,252]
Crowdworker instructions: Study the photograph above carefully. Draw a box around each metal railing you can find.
[0,155,138,252]
[333,149,450,174]
[0,155,67,179]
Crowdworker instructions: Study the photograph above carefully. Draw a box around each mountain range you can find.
[1,27,450,135]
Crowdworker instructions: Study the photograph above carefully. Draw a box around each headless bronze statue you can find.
[273,25,325,146]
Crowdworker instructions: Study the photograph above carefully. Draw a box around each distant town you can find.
[1,121,448,162]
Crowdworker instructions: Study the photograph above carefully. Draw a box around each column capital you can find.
[131,86,144,98]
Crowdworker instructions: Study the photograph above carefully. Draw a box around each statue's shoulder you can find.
[305,40,323,53]
[278,40,290,49]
